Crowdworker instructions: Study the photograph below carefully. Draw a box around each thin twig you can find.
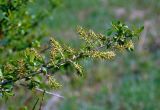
[35,88,64,99]
[39,90,45,110]
[19,83,64,99]
[32,98,39,110]
[40,46,51,53]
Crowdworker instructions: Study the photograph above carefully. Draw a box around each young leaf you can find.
[139,26,144,33]
[106,29,113,36]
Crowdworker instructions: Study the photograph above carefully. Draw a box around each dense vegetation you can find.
[0,0,143,98]
[0,2,159,109]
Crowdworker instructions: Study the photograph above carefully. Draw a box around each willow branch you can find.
[0,42,107,87]
[0,51,86,86]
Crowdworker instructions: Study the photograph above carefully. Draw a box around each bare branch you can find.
[35,88,64,99]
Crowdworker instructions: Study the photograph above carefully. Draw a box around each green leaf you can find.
[3,83,13,91]
[139,26,144,33]
[33,75,42,83]
[30,54,35,63]
[6,91,14,96]
[32,40,40,48]
[106,29,113,36]
[0,11,5,21]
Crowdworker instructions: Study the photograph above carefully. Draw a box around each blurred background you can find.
[0,0,160,110]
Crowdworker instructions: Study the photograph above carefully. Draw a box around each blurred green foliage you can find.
[0,0,159,110]
[0,0,61,64]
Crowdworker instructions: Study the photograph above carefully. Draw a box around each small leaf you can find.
[32,40,40,48]
[33,76,42,83]
[106,29,113,36]
[4,83,13,91]
[139,26,144,33]
[30,54,35,63]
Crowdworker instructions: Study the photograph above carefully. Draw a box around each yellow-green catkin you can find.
[63,44,76,55]
[77,26,106,47]
[17,59,26,78]
[87,51,116,60]
[50,38,64,59]
[114,40,134,52]
[77,26,96,42]
[25,48,43,61]
[72,62,83,76]
[114,44,126,52]
[125,40,134,50]
[48,75,62,89]
[3,63,15,74]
